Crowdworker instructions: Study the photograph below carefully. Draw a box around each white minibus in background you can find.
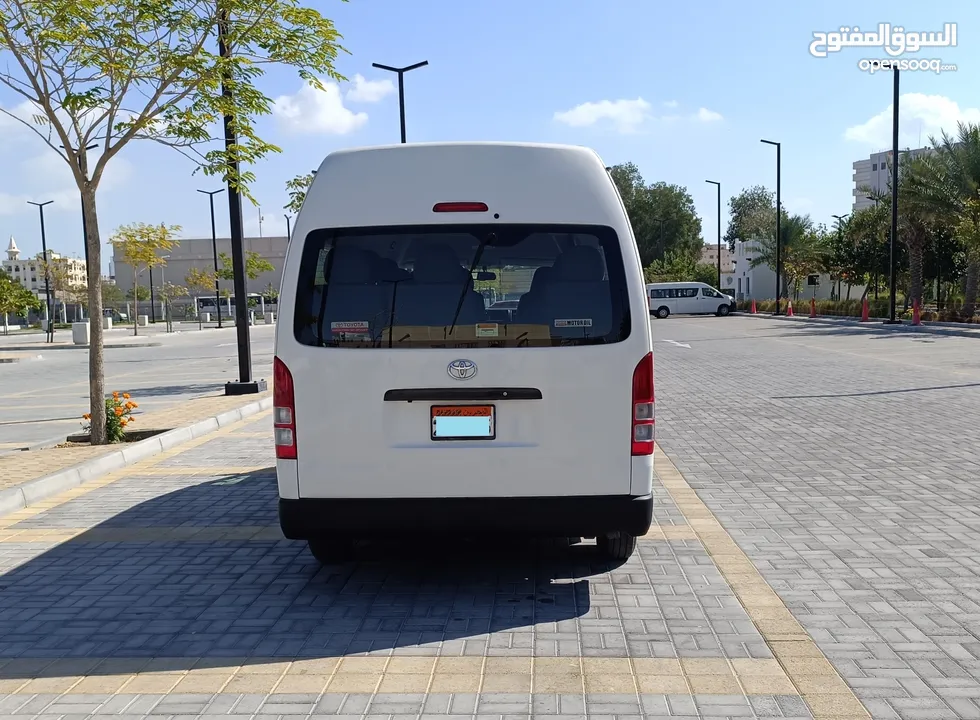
[646,281,736,319]
[273,142,655,563]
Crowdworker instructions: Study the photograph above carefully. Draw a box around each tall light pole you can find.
[761,140,782,314]
[886,67,901,324]
[284,214,292,240]
[218,7,263,394]
[832,214,849,300]
[706,180,722,288]
[371,61,428,143]
[197,189,225,328]
[27,200,54,343]
[653,218,666,259]
[60,143,98,283]
[148,265,157,322]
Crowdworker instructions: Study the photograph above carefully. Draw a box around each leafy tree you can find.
[126,286,151,301]
[609,162,704,266]
[110,223,180,335]
[263,282,280,302]
[285,172,314,214]
[217,250,275,282]
[185,266,218,327]
[724,186,775,252]
[159,282,189,332]
[748,214,828,299]
[0,270,41,335]
[101,282,125,308]
[901,122,980,316]
[644,253,717,286]
[0,0,345,444]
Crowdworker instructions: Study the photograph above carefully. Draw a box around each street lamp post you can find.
[60,143,98,284]
[148,265,157,322]
[706,180,722,288]
[284,214,292,240]
[197,189,225,328]
[832,214,849,300]
[218,7,264,394]
[761,140,782,314]
[371,61,429,143]
[886,67,901,324]
[27,200,54,343]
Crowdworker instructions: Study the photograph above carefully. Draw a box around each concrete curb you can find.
[0,396,272,518]
[0,342,162,351]
[741,312,980,339]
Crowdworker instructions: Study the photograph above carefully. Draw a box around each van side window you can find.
[679,288,699,298]
[700,287,719,298]
[649,289,667,299]
[292,224,631,349]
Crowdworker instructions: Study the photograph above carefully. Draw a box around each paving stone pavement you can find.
[0,399,864,719]
[653,316,980,720]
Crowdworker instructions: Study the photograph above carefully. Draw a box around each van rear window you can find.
[293,224,631,349]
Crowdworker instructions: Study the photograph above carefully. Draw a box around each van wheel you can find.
[597,532,637,561]
[308,536,354,565]
[655,307,670,319]
[716,304,731,317]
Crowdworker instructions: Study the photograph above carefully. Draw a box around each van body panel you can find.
[275,142,653,537]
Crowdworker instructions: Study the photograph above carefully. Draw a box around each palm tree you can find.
[901,121,980,317]
[749,213,825,299]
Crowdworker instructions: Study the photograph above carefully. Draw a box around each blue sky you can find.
[1,0,977,271]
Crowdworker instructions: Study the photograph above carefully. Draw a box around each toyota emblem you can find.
[447,359,477,380]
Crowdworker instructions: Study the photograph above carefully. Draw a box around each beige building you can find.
[3,236,86,298]
[111,235,287,299]
[700,243,734,271]
[851,147,933,213]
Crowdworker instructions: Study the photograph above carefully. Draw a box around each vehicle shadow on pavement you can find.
[0,469,609,678]
[119,382,227,397]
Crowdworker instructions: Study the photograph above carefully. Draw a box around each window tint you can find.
[293,224,631,349]
[649,289,667,299]
[679,288,699,298]
[701,287,719,298]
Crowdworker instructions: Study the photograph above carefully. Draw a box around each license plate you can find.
[431,405,495,441]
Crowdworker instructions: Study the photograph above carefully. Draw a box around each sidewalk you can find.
[0,390,271,498]
[741,311,980,338]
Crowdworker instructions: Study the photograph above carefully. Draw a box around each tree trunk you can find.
[907,239,925,309]
[83,187,107,445]
[963,257,979,318]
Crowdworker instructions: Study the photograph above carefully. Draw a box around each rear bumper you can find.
[279,494,653,539]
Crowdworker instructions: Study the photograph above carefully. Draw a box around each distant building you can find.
[2,236,87,298]
[700,243,734,271]
[731,238,865,302]
[111,235,286,298]
[852,146,933,213]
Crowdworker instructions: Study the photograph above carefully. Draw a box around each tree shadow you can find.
[0,469,604,679]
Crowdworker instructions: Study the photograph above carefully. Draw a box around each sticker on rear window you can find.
[475,323,499,337]
[554,318,593,328]
[331,321,369,334]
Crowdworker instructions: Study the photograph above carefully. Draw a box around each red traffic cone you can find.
[912,299,921,325]
[750,299,757,314]
[786,301,794,317]
[810,298,817,318]
[860,297,870,322]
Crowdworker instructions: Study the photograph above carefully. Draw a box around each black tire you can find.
[655,307,670,319]
[308,536,354,565]
[717,304,731,317]
[596,532,637,561]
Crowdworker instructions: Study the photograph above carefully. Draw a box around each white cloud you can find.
[695,107,724,122]
[663,100,679,109]
[345,74,395,103]
[273,79,368,135]
[844,93,980,147]
[554,98,652,133]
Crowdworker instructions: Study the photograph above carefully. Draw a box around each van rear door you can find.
[286,224,638,500]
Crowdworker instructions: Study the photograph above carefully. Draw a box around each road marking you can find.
[655,450,869,719]
[661,339,691,348]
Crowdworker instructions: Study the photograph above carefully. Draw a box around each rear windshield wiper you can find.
[448,232,494,334]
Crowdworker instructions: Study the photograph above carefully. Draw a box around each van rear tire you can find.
[655,307,670,319]
[597,532,637,561]
[308,536,354,565]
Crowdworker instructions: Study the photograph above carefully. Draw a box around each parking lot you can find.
[0,315,979,719]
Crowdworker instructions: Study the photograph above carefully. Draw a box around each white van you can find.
[273,142,654,563]
[646,282,736,319]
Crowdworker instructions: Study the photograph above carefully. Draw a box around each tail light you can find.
[273,356,297,459]
[631,352,655,455]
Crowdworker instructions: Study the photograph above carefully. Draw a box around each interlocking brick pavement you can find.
[654,316,980,719]
[0,403,852,719]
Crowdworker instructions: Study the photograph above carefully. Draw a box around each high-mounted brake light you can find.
[273,356,297,460]
[631,352,655,456]
[432,202,489,213]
